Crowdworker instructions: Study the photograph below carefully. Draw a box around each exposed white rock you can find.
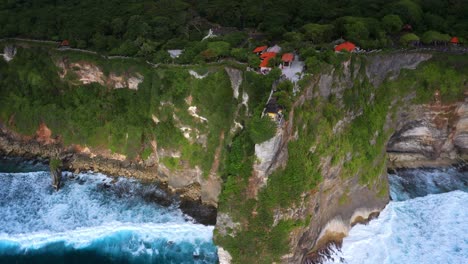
[242,92,249,112]
[56,61,143,89]
[151,114,160,124]
[400,126,432,137]
[230,121,243,134]
[127,74,143,90]
[216,213,241,237]
[225,67,242,99]
[189,70,209,79]
[318,73,333,98]
[109,73,126,88]
[202,29,216,41]
[179,126,192,140]
[70,62,105,85]
[217,247,232,264]
[188,106,208,123]
[254,129,283,187]
[366,53,432,87]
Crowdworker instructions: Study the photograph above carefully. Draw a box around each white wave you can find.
[323,191,468,264]
[0,171,193,234]
[389,168,468,201]
[0,221,214,250]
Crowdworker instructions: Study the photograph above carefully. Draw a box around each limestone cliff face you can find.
[284,53,434,263]
[220,52,435,264]
[387,99,468,169]
[56,58,143,89]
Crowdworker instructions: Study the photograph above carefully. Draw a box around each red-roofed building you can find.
[59,40,70,48]
[402,24,413,32]
[260,52,277,60]
[253,45,268,55]
[450,37,459,45]
[259,52,277,73]
[260,57,273,68]
[281,53,294,67]
[334,41,356,53]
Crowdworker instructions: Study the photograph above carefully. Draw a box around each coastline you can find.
[0,124,217,225]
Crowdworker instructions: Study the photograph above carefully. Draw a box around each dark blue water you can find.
[0,158,218,264]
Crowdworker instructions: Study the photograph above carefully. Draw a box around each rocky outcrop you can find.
[317,52,432,105]
[225,67,242,99]
[366,52,432,87]
[251,129,285,189]
[56,59,143,89]
[387,99,468,169]
[0,123,216,225]
[234,53,434,263]
[217,247,233,264]
[49,160,62,191]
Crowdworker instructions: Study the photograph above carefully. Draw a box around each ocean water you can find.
[0,159,218,264]
[322,168,468,264]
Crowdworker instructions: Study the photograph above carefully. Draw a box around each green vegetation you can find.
[0,0,467,262]
[248,114,277,144]
[49,158,62,171]
[0,46,237,170]
[216,54,468,263]
[1,0,465,67]
[160,157,180,172]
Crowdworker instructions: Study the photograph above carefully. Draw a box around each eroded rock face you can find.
[387,100,468,169]
[249,128,287,197]
[56,59,143,89]
[366,53,432,87]
[225,67,242,99]
[222,53,433,263]
[0,123,216,224]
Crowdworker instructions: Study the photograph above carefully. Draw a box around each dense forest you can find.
[1,0,466,64]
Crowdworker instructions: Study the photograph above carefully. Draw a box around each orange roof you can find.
[281,53,294,62]
[253,46,268,53]
[260,57,274,67]
[334,41,356,52]
[260,52,276,59]
[450,37,459,44]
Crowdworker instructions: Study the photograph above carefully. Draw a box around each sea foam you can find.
[0,170,217,263]
[321,168,468,264]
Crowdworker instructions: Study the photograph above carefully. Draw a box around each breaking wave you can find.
[0,167,217,263]
[321,168,468,264]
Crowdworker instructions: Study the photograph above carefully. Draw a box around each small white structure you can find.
[202,29,217,41]
[2,45,17,62]
[168,49,183,58]
[266,44,281,53]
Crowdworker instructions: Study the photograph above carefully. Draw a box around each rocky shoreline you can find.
[0,124,217,225]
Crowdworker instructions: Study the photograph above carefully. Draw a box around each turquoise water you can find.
[0,159,218,263]
[323,168,468,264]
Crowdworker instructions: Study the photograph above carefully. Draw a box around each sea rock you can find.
[50,165,62,191]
